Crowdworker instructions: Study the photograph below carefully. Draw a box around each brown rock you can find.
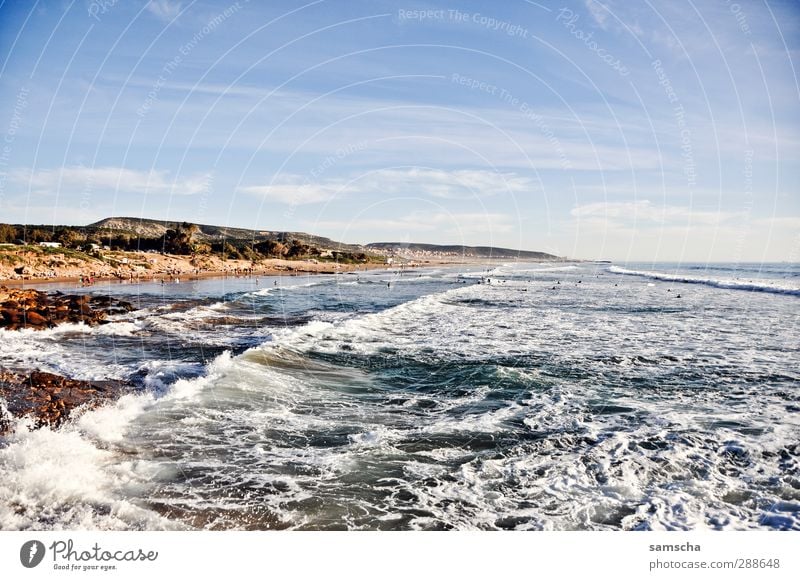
[0,289,136,332]
[0,368,131,433]
[0,308,20,324]
[23,311,49,327]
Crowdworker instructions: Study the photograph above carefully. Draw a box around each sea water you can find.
[0,262,798,530]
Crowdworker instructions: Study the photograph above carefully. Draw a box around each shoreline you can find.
[0,242,572,290]
[0,256,507,290]
[0,256,470,430]
[0,260,394,289]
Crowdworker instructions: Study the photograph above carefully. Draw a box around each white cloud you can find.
[753,216,800,230]
[11,166,211,196]
[560,205,800,262]
[312,211,516,237]
[146,0,182,22]
[239,168,536,205]
[585,0,610,29]
[571,200,741,227]
[105,76,668,170]
[239,175,336,205]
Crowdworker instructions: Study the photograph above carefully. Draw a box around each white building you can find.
[38,242,62,248]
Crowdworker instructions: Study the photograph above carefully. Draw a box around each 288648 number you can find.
[736,558,780,569]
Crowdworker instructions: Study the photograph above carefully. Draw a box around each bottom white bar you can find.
[1,531,797,579]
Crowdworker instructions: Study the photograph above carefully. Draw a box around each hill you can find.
[366,242,563,261]
[1,217,565,264]
[88,217,364,252]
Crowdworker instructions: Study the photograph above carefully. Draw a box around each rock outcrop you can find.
[0,287,135,330]
[0,369,129,433]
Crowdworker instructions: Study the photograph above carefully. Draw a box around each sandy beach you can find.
[0,247,396,288]
[0,244,494,289]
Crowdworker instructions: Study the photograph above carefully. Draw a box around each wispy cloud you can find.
[571,200,742,227]
[240,168,536,205]
[564,202,800,261]
[239,175,335,205]
[312,211,517,237]
[753,216,800,229]
[585,0,610,29]
[11,166,211,196]
[146,0,182,22]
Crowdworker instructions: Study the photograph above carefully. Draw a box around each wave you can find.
[682,263,800,277]
[498,265,578,275]
[246,279,333,297]
[0,326,132,380]
[0,351,233,530]
[609,266,800,296]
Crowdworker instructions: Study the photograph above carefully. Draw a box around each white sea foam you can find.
[0,350,235,530]
[0,422,182,530]
[2,263,797,531]
[246,279,331,297]
[0,327,130,380]
[609,265,800,295]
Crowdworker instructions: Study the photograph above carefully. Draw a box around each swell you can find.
[609,266,800,296]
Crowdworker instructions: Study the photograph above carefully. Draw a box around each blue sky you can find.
[0,0,798,261]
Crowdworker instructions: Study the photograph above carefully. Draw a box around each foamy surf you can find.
[609,265,800,296]
[1,263,797,530]
[0,351,234,530]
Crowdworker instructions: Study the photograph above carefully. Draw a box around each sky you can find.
[0,0,798,261]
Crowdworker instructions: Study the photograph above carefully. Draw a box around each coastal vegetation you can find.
[0,218,384,271]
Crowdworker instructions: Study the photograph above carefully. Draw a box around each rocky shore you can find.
[0,369,129,434]
[0,287,139,433]
[0,286,135,330]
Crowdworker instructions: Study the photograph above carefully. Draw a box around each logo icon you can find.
[20,540,46,568]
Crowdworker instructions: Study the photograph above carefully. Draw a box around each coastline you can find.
[0,245,502,289]
[0,261,387,288]
[0,256,467,431]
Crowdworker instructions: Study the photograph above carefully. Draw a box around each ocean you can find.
[0,261,798,530]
